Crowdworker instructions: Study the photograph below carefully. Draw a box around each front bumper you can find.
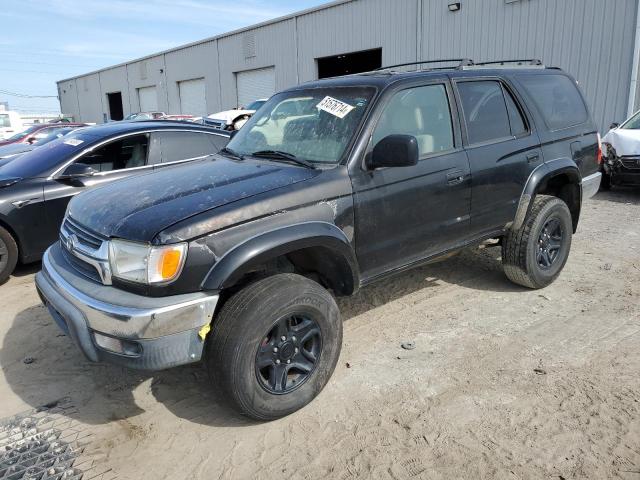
[604,158,640,186]
[35,243,219,370]
[581,171,601,200]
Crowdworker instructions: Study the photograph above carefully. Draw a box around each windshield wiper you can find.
[250,150,316,169]
[218,147,244,160]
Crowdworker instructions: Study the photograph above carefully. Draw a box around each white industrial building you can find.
[57,0,640,131]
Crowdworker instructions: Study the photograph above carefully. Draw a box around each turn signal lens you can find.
[161,250,181,279]
[596,133,603,165]
[148,244,187,284]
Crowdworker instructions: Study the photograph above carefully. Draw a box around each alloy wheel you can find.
[537,217,563,269]
[255,314,322,394]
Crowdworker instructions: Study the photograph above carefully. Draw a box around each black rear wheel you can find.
[0,226,18,284]
[207,273,342,420]
[502,195,573,289]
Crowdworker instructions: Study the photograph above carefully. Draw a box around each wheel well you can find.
[223,246,357,298]
[536,173,581,231]
[0,218,21,256]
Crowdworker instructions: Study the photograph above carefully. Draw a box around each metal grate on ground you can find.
[0,398,114,480]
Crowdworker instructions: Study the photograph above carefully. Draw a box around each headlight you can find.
[109,239,187,285]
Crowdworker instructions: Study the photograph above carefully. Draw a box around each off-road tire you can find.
[502,195,572,289]
[207,273,342,420]
[0,226,18,285]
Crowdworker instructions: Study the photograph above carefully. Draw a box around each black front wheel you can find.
[207,273,342,420]
[0,226,18,285]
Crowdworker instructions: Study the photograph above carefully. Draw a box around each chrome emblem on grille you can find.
[66,234,78,253]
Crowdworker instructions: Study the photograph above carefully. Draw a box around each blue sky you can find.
[0,0,328,115]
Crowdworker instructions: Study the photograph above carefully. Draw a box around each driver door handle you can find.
[446,171,465,185]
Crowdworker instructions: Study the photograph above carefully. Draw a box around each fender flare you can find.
[202,222,360,294]
[512,158,581,231]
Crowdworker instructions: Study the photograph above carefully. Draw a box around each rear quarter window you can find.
[517,74,588,130]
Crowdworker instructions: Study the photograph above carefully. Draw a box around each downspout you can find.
[627,0,640,117]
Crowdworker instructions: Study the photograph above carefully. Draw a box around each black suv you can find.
[36,60,601,420]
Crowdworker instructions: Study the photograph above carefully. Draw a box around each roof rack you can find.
[463,59,545,70]
[375,58,474,72]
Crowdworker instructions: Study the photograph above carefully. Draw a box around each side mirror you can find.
[59,162,97,179]
[610,122,620,130]
[27,137,37,144]
[367,134,419,170]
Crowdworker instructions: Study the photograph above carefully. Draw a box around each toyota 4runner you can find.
[36,59,602,420]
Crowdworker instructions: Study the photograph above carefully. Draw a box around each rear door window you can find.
[517,74,588,130]
[503,87,528,136]
[457,81,512,144]
[157,131,221,163]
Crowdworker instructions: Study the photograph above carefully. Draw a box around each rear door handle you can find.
[446,171,465,185]
[526,153,540,163]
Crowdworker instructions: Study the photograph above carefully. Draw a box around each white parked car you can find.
[601,110,640,189]
[206,99,267,131]
[0,111,25,140]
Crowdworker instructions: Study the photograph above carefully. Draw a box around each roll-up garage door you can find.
[178,78,206,116]
[138,86,158,112]
[236,67,275,107]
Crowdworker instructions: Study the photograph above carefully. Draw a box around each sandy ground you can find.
[1,188,639,479]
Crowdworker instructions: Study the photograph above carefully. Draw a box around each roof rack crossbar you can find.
[375,58,474,71]
[473,59,543,66]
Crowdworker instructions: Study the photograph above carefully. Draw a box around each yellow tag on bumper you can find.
[198,324,211,341]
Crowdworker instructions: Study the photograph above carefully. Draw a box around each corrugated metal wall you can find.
[165,40,221,114]
[58,0,639,130]
[99,65,130,119]
[419,0,638,131]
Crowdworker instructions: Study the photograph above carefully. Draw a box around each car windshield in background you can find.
[245,100,267,110]
[0,132,96,178]
[227,87,375,165]
[621,111,640,129]
[4,125,40,141]
[33,127,75,145]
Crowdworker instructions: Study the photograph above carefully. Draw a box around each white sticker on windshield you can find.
[316,96,355,119]
[63,138,83,146]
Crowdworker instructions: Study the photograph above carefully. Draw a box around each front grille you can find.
[620,157,640,170]
[59,216,111,284]
[62,247,102,283]
[63,217,105,249]
[203,118,226,130]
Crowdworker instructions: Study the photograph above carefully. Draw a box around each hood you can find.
[602,128,640,157]
[0,143,32,159]
[67,155,319,243]
[207,109,255,123]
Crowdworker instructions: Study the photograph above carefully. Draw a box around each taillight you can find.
[596,133,603,165]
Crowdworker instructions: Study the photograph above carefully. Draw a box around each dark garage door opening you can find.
[107,92,124,121]
[317,48,382,79]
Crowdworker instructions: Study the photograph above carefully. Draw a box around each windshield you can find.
[245,100,266,111]
[4,125,40,141]
[32,127,76,145]
[0,132,96,178]
[622,111,640,130]
[226,87,375,165]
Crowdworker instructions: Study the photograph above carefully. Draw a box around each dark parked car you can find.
[36,59,601,420]
[0,126,83,160]
[0,121,230,282]
[0,122,87,147]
